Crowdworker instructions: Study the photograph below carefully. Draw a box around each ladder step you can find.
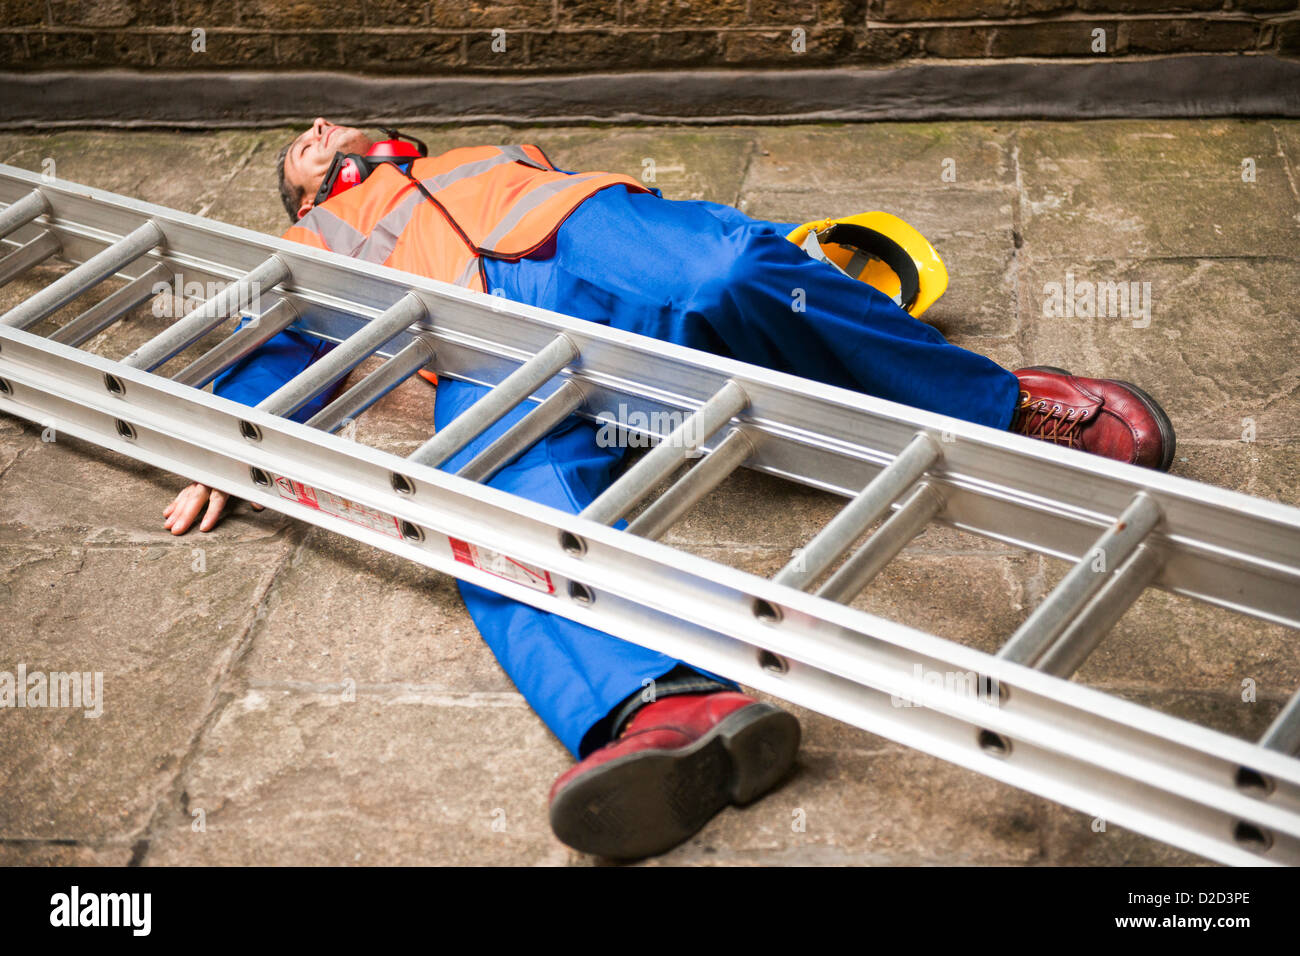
[1034,545,1163,678]
[581,380,749,526]
[407,332,579,469]
[1261,688,1300,757]
[997,492,1162,667]
[0,189,50,240]
[0,221,163,331]
[0,230,61,287]
[305,334,437,433]
[775,431,941,591]
[456,378,586,484]
[122,255,290,371]
[48,262,172,347]
[626,427,754,541]
[816,480,945,603]
[257,292,427,419]
[170,297,300,387]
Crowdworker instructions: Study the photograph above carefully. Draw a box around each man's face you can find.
[284,118,374,220]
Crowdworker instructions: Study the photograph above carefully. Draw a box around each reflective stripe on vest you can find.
[297,206,367,258]
[479,171,606,250]
[352,145,550,266]
[452,256,481,289]
[283,144,648,291]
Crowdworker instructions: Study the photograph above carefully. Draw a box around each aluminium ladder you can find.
[1,163,1298,866]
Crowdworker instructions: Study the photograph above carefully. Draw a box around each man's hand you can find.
[163,482,262,535]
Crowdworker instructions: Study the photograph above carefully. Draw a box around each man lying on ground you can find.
[163,119,1176,860]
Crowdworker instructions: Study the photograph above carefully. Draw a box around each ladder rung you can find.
[581,379,749,526]
[407,332,578,469]
[306,334,437,433]
[816,480,945,603]
[627,427,754,541]
[170,297,300,387]
[0,221,163,331]
[0,229,61,287]
[0,189,49,240]
[775,431,941,591]
[1261,689,1300,756]
[122,255,290,371]
[1034,545,1164,678]
[997,492,1162,666]
[456,378,586,484]
[257,292,426,418]
[48,262,172,347]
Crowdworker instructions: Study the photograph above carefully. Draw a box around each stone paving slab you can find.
[1015,120,1300,260]
[0,538,292,845]
[0,842,135,866]
[236,528,511,692]
[142,684,571,867]
[0,119,1297,867]
[1021,257,1300,442]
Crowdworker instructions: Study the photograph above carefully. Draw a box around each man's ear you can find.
[296,195,314,221]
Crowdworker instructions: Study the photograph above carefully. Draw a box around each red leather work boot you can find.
[1011,366,1176,471]
[548,692,801,860]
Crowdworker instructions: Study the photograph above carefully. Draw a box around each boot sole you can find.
[1019,365,1177,472]
[549,703,801,860]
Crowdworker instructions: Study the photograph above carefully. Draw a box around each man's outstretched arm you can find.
[164,324,336,534]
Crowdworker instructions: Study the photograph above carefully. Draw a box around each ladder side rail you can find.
[3,167,1300,629]
[1,321,1299,866]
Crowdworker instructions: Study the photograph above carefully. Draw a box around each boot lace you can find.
[1011,391,1091,448]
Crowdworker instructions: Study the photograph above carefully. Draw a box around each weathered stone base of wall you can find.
[2,55,1297,129]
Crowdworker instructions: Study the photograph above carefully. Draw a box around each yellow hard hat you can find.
[786,212,948,318]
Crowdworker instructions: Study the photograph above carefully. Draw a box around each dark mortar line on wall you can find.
[1,57,1297,130]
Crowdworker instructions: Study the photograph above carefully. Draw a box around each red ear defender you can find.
[338,159,363,187]
[309,127,430,212]
[367,127,427,160]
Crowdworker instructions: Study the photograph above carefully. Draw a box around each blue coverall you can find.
[215,185,1021,758]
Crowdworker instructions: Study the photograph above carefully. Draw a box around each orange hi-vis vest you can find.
[282,144,649,293]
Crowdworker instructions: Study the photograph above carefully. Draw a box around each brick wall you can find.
[0,1,1296,73]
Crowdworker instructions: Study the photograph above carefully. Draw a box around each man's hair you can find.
[277,139,302,225]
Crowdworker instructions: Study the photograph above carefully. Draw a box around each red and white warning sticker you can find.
[449,537,555,594]
[271,474,403,539]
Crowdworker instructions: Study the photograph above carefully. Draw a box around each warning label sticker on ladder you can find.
[272,474,403,539]
[449,537,556,594]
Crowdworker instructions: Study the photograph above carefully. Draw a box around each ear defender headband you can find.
[310,127,429,210]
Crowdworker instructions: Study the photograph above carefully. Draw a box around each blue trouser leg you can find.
[435,380,734,758]
[484,188,1020,430]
